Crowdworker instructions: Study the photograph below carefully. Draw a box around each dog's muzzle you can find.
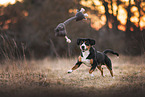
[81,46,85,50]
[81,43,88,52]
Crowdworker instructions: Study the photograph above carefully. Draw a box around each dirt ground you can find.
[0,55,145,97]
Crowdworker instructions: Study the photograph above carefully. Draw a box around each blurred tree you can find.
[80,0,145,55]
[102,0,109,30]
[126,0,132,32]
[111,0,120,32]
[0,0,144,59]
[135,0,141,31]
[124,0,145,55]
[135,0,145,55]
[0,0,95,58]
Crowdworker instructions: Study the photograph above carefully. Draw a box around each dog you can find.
[68,38,119,77]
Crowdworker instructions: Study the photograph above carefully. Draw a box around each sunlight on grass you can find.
[0,55,144,97]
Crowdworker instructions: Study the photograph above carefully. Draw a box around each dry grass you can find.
[0,55,145,97]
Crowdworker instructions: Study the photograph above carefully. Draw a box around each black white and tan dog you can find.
[68,38,119,77]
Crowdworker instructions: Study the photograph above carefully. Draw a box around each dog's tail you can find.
[103,49,119,56]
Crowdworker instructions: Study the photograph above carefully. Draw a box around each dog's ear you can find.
[90,39,95,45]
[77,39,82,45]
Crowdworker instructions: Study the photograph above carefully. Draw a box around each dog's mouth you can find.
[82,49,88,52]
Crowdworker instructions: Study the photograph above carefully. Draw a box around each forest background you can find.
[0,0,145,59]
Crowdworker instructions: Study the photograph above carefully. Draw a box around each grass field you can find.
[0,55,145,97]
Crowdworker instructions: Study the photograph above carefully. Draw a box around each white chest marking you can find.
[81,50,91,67]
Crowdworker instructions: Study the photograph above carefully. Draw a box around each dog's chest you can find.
[81,51,91,67]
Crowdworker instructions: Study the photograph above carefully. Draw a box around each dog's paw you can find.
[90,73,94,77]
[68,70,73,73]
[102,74,105,77]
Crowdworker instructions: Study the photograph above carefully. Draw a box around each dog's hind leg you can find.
[97,65,104,77]
[105,57,114,77]
[89,61,97,77]
[106,65,113,77]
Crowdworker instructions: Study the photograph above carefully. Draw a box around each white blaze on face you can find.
[80,42,87,51]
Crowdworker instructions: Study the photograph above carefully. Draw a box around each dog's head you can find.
[77,38,95,52]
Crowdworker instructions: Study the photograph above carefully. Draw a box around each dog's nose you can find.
[81,46,85,50]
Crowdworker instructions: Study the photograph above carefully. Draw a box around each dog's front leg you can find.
[89,60,97,77]
[90,59,93,64]
[89,68,95,77]
[68,57,82,73]
[78,56,81,62]
[97,65,104,77]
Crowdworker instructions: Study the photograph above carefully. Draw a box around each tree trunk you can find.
[111,0,119,32]
[137,0,141,31]
[102,0,110,30]
[126,0,131,33]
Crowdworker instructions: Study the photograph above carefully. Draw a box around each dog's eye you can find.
[81,41,83,45]
[85,41,90,46]
[85,43,89,46]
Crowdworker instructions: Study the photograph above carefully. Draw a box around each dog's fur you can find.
[68,38,119,77]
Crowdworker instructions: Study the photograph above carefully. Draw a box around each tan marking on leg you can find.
[97,65,103,76]
[72,65,79,70]
[109,69,113,77]
[89,68,94,74]
[90,59,93,64]
[105,64,113,77]
[78,56,81,62]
